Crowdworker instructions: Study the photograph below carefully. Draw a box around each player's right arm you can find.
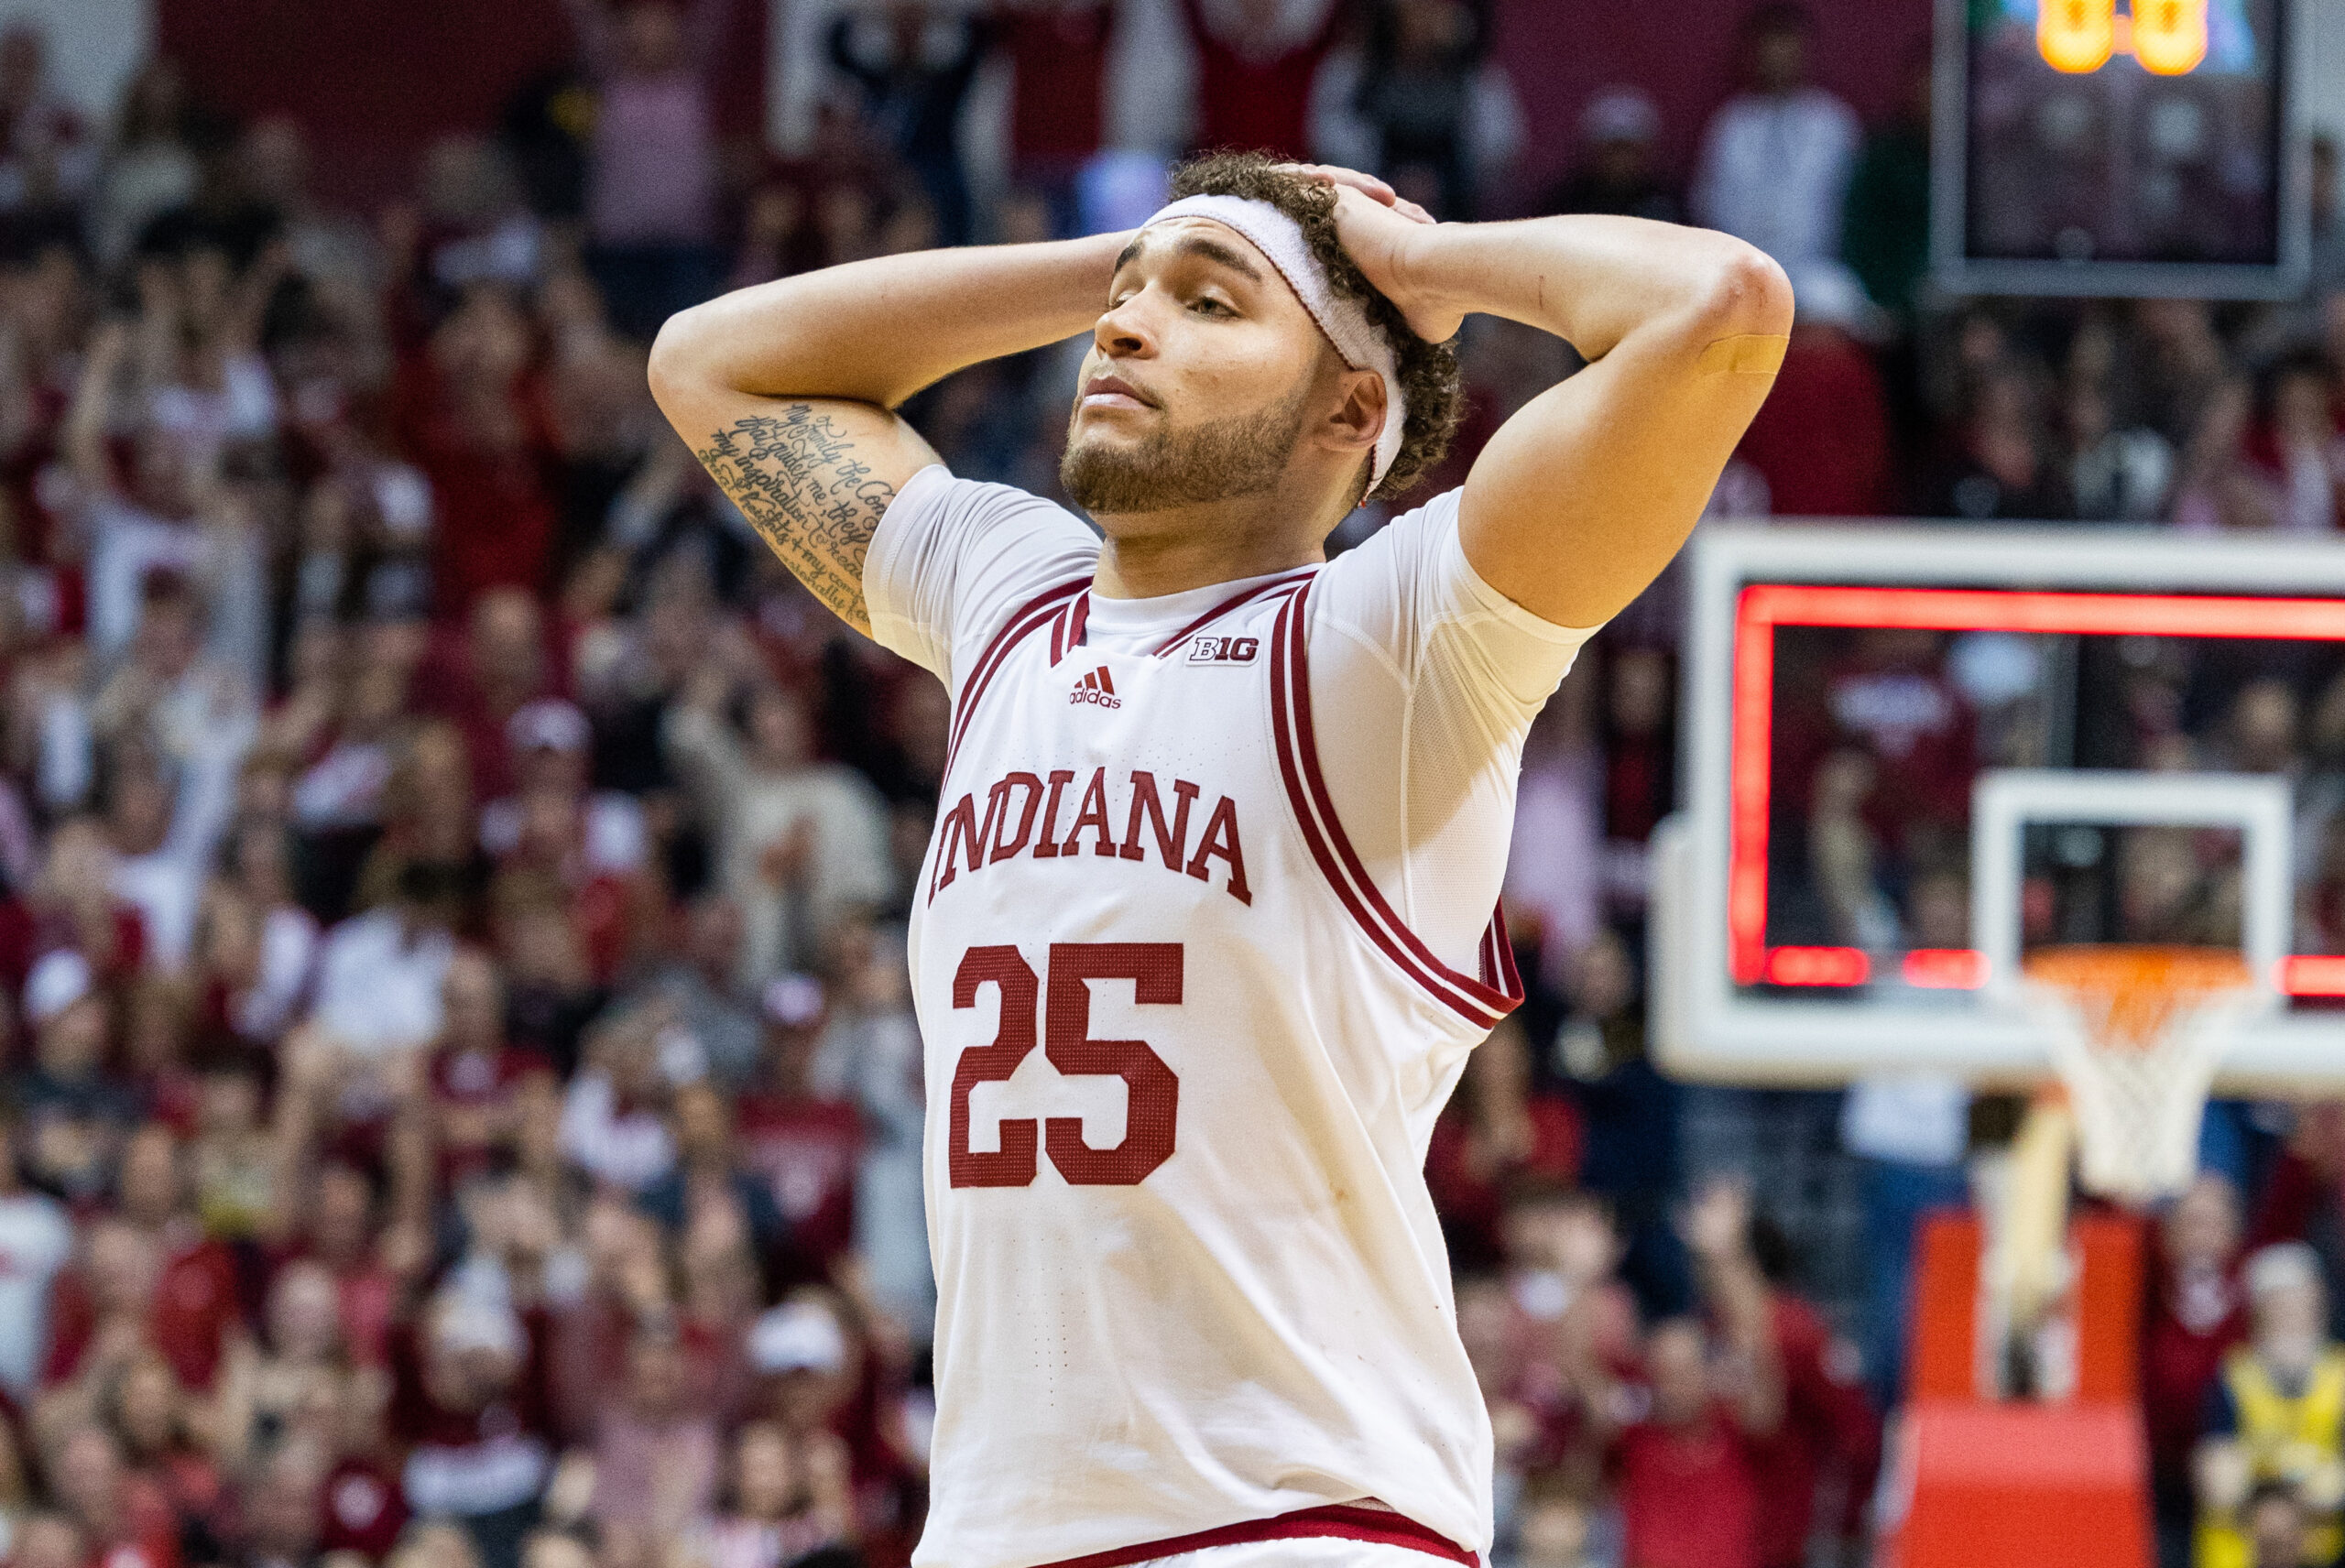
[647,234,1127,637]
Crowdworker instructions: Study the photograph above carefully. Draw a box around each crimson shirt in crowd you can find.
[1174,0,1336,159]
[1614,1402,1768,1568]
[1746,1296,1879,1568]
[1735,329,1894,517]
[1001,4,1109,169]
[736,1092,862,1278]
[2141,1255,2248,1497]
[389,358,559,614]
[428,1037,557,1188]
[1422,1094,1584,1268]
[43,1226,242,1392]
[386,1311,557,1521]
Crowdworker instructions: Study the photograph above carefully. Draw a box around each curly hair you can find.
[1166,151,1463,507]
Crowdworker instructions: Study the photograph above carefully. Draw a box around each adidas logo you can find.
[1069,665,1122,709]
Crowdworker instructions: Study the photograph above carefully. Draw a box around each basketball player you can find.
[650,153,1790,1568]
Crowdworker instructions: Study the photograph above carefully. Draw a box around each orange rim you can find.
[2022,943,2252,1050]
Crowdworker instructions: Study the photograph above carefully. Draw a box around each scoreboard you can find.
[1932,0,2308,298]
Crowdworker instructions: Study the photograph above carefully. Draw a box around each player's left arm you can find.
[1334,192,1792,629]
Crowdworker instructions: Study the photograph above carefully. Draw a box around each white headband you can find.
[1143,193,1407,495]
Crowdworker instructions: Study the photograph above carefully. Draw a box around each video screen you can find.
[1962,0,2287,267]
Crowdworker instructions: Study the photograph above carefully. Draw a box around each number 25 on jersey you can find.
[948,942,1183,1189]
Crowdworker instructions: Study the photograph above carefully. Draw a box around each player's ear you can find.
[1319,368,1385,456]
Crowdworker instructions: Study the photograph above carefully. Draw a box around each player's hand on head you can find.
[1324,182,1462,343]
[1277,162,1435,225]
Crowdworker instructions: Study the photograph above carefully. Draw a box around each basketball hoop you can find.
[2019,945,2261,1205]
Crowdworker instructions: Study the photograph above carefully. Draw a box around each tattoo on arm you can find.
[693,406,899,631]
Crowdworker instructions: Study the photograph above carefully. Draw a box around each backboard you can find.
[1653,522,2345,1090]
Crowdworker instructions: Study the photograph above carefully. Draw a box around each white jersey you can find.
[867,467,1594,1568]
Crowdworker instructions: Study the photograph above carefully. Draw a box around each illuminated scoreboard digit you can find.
[2132,0,2210,73]
[2037,0,2209,75]
[2039,0,2116,72]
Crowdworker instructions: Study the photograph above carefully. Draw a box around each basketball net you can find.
[1988,946,2255,1383]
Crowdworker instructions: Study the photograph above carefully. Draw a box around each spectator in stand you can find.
[65,311,269,684]
[90,61,200,274]
[1916,357,2073,520]
[589,1326,719,1537]
[239,117,381,306]
[0,24,93,215]
[45,1122,242,1398]
[638,1082,789,1267]
[1510,1470,1601,1568]
[2241,1482,2316,1568]
[2145,1175,2250,1568]
[1733,262,1892,517]
[665,660,890,988]
[1840,42,1932,322]
[1695,1184,1880,1568]
[996,0,1113,235]
[2170,378,2274,534]
[638,894,762,1088]
[1177,0,1342,161]
[2196,1243,2345,1568]
[1540,88,1683,224]
[2241,351,2345,537]
[426,950,559,1190]
[735,975,858,1286]
[392,284,560,613]
[557,1006,677,1193]
[389,1291,554,1568]
[562,0,736,340]
[2065,372,2176,522]
[826,4,987,249]
[0,1111,71,1397]
[44,1422,175,1568]
[1426,1018,1581,1271]
[2248,1105,2345,1340]
[1601,1183,1783,1568]
[1690,4,1860,269]
[815,920,931,1340]
[1552,937,1680,1321]
[1340,0,1515,220]
[307,858,464,1064]
[688,1417,856,1568]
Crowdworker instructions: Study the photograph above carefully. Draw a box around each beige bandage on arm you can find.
[1698,332,1790,376]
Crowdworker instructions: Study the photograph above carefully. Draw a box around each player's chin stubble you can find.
[1061,384,1310,516]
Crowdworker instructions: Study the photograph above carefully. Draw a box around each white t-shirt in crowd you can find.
[0,1189,73,1395]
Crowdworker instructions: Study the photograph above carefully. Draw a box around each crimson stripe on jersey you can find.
[1030,1504,1478,1568]
[1060,590,1091,658]
[1488,901,1522,993]
[947,580,1085,778]
[1281,585,1522,1018]
[1267,595,1500,1027]
[953,579,1084,749]
[1145,567,1321,658]
[1269,586,1522,1028]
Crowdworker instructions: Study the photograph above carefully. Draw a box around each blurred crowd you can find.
[0,1,2329,1567]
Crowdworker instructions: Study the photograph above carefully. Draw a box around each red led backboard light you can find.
[1729,585,2345,996]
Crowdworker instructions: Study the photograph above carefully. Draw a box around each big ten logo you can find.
[1186,635,1260,665]
[2038,0,2208,77]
